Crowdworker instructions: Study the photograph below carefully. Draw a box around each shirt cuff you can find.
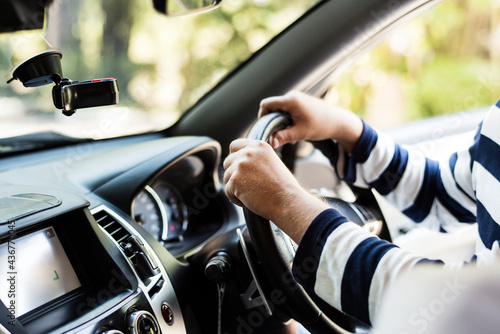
[340,120,379,184]
[350,120,378,162]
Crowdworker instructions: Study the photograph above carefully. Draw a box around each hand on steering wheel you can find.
[223,136,328,243]
[224,112,383,333]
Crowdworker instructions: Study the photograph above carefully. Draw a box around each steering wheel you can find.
[243,112,391,333]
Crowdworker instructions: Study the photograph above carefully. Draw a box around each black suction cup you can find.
[8,50,63,87]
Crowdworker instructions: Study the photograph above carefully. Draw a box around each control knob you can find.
[127,310,159,334]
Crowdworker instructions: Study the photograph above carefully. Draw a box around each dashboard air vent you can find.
[93,210,131,244]
[92,208,160,281]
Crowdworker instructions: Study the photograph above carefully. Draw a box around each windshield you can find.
[0,0,318,141]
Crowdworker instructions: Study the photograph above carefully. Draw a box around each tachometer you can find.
[153,182,188,241]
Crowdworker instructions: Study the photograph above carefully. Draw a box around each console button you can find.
[161,302,174,325]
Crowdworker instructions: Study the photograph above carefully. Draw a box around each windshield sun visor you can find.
[0,0,54,33]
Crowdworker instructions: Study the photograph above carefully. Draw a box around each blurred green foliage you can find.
[1,0,499,137]
[0,0,317,119]
[331,0,500,127]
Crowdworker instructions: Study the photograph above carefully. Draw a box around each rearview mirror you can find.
[153,0,221,16]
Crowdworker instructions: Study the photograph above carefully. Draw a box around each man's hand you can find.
[223,139,328,243]
[259,91,363,152]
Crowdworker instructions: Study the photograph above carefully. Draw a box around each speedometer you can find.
[132,183,188,242]
[131,185,167,240]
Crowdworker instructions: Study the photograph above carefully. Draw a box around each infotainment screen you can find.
[0,226,82,317]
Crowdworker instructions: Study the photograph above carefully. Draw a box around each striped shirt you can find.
[292,100,500,326]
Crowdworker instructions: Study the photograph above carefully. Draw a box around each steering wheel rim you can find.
[243,112,372,333]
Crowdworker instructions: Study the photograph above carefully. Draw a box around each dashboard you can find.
[0,134,241,334]
[0,131,386,334]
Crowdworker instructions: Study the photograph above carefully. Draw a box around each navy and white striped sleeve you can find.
[292,209,432,325]
[469,101,500,251]
[291,104,500,326]
[335,121,477,228]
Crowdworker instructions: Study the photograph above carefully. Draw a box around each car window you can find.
[324,0,500,130]
[0,0,319,140]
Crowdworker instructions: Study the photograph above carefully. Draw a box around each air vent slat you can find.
[109,226,124,236]
[102,222,116,230]
[94,216,109,225]
[115,235,129,244]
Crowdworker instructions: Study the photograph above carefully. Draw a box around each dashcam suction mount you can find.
[8,50,119,116]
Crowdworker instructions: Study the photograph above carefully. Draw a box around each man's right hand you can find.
[258,91,364,153]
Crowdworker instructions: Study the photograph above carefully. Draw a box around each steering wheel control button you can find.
[127,310,159,334]
[161,302,174,325]
[205,253,231,283]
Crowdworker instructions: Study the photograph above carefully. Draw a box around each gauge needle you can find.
[134,215,143,225]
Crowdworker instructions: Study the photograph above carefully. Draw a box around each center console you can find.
[0,187,185,334]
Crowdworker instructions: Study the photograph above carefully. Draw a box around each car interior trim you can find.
[90,205,187,333]
[236,228,273,316]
